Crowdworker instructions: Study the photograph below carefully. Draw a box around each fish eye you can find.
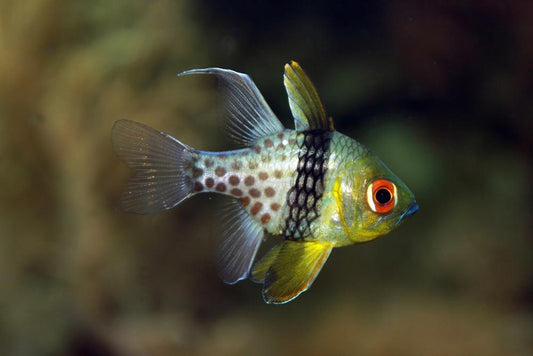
[366,179,397,214]
[375,188,392,204]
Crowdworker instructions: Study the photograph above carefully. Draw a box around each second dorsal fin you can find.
[283,61,333,131]
[179,67,285,146]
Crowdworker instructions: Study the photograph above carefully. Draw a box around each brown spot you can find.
[250,202,263,215]
[274,170,282,179]
[248,161,258,169]
[228,175,240,186]
[193,182,204,192]
[265,187,275,197]
[204,158,214,168]
[270,203,281,211]
[215,183,227,192]
[217,154,227,160]
[231,161,242,170]
[254,145,261,154]
[277,143,284,150]
[261,213,271,224]
[264,139,273,148]
[230,188,243,196]
[289,138,297,145]
[244,176,255,186]
[183,160,192,169]
[240,196,251,206]
[258,172,269,180]
[193,168,203,178]
[242,151,249,156]
[205,177,215,188]
[277,132,284,139]
[215,166,226,177]
[249,188,261,198]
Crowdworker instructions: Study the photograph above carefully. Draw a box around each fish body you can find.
[112,61,418,304]
[189,130,300,236]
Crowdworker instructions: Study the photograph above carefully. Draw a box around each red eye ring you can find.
[367,179,396,214]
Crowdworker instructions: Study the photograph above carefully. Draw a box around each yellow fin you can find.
[262,240,333,304]
[250,243,282,283]
[284,61,332,131]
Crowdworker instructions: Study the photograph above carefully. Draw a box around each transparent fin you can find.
[262,240,333,304]
[179,67,285,146]
[111,120,194,214]
[217,200,264,284]
[283,61,333,131]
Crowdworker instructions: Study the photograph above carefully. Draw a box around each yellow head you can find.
[323,133,418,245]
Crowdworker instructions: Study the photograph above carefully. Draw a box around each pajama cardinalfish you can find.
[112,61,418,304]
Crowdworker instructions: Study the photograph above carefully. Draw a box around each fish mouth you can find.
[398,201,419,223]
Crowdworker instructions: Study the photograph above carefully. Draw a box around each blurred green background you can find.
[1,0,531,355]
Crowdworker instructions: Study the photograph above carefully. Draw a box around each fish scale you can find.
[112,61,418,304]
[283,130,333,240]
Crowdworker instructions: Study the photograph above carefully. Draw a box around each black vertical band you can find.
[283,130,333,239]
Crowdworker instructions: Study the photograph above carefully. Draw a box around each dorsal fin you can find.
[283,61,333,131]
[179,68,284,146]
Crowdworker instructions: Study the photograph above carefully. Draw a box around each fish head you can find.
[332,152,417,243]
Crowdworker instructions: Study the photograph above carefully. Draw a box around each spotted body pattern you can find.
[112,61,418,304]
[189,130,300,233]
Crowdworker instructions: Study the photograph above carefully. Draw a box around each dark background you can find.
[1,0,531,355]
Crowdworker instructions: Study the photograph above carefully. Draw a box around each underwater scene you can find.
[0,1,531,355]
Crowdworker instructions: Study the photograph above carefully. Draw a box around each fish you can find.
[111,61,418,304]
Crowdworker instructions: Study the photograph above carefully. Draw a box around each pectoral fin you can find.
[283,61,333,131]
[260,240,333,304]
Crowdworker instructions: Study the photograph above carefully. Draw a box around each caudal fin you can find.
[111,120,194,214]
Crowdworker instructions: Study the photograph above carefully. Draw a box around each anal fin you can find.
[259,240,333,304]
[217,201,264,284]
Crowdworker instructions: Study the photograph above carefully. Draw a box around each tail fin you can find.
[111,120,194,214]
